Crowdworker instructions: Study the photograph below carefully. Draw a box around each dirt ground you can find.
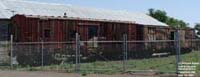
[0,70,163,77]
[1,70,199,77]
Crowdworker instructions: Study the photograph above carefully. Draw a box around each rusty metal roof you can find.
[0,0,168,26]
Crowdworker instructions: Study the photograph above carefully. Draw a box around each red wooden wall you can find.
[11,15,140,42]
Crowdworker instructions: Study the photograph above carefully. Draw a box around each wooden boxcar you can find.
[11,15,195,57]
[11,15,195,42]
[11,15,196,49]
[11,15,140,42]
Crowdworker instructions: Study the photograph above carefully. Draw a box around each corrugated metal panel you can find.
[0,0,168,26]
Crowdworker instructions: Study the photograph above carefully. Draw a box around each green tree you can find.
[195,23,200,35]
[148,8,168,23]
[148,8,188,28]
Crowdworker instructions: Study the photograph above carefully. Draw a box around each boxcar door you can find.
[77,26,88,41]
[77,23,100,41]
[88,26,98,40]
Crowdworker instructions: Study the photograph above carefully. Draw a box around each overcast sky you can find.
[29,0,200,28]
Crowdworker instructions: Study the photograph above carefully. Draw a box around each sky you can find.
[28,0,200,28]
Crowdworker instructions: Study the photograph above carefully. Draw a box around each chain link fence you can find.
[0,41,10,66]
[0,33,200,77]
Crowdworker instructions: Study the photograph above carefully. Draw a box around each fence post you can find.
[41,39,44,67]
[191,30,195,49]
[175,29,181,74]
[123,34,128,72]
[75,33,80,73]
[10,35,13,68]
